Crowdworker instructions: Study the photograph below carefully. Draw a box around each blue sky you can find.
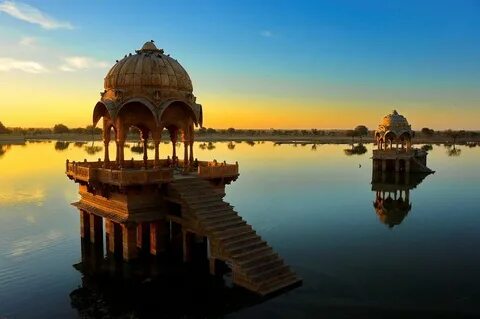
[0,0,479,128]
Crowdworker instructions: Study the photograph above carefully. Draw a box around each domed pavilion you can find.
[93,40,203,168]
[65,41,301,296]
[375,110,413,151]
[372,110,433,174]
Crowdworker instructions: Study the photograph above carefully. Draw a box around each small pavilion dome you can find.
[374,110,413,149]
[377,110,412,136]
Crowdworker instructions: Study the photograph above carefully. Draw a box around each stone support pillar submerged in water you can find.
[122,224,138,261]
[79,210,90,239]
[89,214,103,245]
[150,220,168,256]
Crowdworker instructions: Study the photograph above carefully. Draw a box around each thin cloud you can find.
[0,57,48,73]
[0,1,73,30]
[19,36,37,46]
[260,30,274,38]
[60,56,109,72]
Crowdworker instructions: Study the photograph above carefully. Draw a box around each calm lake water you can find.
[0,141,479,318]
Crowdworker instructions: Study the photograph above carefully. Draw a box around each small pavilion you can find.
[372,110,433,173]
[65,41,301,296]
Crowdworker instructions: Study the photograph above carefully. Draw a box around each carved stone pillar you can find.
[183,141,189,168]
[105,219,114,254]
[141,130,149,169]
[79,210,90,239]
[189,140,194,165]
[89,214,103,245]
[170,129,178,164]
[136,223,150,251]
[122,223,138,261]
[154,140,160,168]
[103,140,110,166]
[209,258,217,276]
[150,220,168,255]
[117,140,125,168]
[182,230,192,262]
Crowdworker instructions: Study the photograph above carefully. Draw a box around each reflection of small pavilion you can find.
[65,42,300,296]
[371,172,427,228]
[372,110,433,173]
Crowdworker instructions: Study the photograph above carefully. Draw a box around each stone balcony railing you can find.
[66,160,174,186]
[66,159,239,186]
[197,160,239,178]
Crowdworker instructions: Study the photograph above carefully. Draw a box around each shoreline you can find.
[2,133,479,145]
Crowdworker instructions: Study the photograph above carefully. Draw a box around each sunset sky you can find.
[0,0,479,130]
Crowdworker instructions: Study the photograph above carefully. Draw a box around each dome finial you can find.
[136,40,164,54]
[392,109,398,115]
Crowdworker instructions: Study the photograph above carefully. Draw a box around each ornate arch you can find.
[158,99,202,127]
[92,101,115,127]
[116,98,159,126]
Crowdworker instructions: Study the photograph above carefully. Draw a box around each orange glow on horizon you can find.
[1,81,479,130]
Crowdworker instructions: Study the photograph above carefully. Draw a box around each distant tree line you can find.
[0,122,102,136]
[1,120,480,144]
[195,127,372,137]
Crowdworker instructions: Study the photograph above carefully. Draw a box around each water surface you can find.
[0,141,479,318]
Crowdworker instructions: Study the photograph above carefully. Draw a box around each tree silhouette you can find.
[421,127,435,136]
[346,130,356,143]
[354,125,369,141]
[53,124,69,134]
[0,121,11,134]
[445,130,466,145]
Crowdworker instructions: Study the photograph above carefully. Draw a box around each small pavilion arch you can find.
[383,131,397,150]
[399,131,412,150]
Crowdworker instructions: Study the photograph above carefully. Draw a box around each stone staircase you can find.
[171,177,301,296]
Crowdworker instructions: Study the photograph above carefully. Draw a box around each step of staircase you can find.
[170,177,301,296]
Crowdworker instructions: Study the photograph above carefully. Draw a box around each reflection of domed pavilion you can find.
[65,41,300,296]
[373,110,433,173]
[371,172,427,228]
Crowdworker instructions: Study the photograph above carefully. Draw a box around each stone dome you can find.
[102,41,194,102]
[376,110,412,137]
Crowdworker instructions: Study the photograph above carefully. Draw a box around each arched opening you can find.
[92,102,115,165]
[384,132,397,150]
[399,132,412,151]
[375,132,383,150]
[116,101,158,168]
[160,101,197,170]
